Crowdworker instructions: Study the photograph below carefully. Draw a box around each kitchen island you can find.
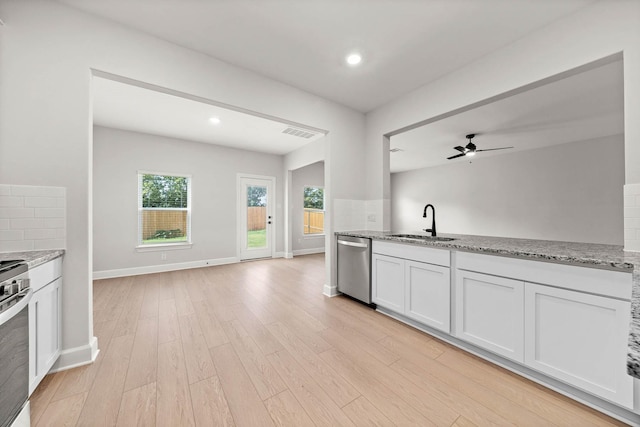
[336,230,640,423]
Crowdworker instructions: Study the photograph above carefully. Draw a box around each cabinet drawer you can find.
[456,252,631,300]
[29,257,62,293]
[373,241,450,267]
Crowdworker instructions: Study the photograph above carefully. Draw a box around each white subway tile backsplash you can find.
[624,183,640,196]
[10,218,45,229]
[0,208,34,219]
[624,207,640,219]
[624,184,640,252]
[24,197,64,208]
[34,208,64,218]
[0,240,35,252]
[34,239,65,250]
[10,186,65,197]
[0,196,24,207]
[43,218,64,228]
[24,229,64,240]
[625,240,640,252]
[0,184,66,252]
[0,230,24,241]
[625,218,640,229]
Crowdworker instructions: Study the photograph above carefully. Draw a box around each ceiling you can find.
[92,77,325,155]
[59,0,595,113]
[389,59,624,173]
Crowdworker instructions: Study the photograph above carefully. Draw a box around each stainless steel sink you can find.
[389,234,456,242]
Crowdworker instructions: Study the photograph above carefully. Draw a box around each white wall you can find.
[391,136,624,245]
[93,126,285,274]
[365,0,640,248]
[0,0,365,368]
[291,161,325,254]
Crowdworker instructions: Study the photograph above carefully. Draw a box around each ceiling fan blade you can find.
[476,146,514,152]
[453,146,466,153]
[447,153,466,160]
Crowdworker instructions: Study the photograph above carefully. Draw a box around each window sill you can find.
[136,242,193,252]
[302,234,325,239]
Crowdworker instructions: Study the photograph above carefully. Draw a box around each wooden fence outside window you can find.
[304,208,324,234]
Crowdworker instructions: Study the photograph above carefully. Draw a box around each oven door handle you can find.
[0,288,32,326]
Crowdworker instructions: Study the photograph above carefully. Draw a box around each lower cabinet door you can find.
[405,260,450,333]
[524,283,633,408]
[29,278,61,395]
[455,270,524,362]
[372,253,405,312]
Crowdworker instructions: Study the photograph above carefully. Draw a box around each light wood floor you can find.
[31,254,626,426]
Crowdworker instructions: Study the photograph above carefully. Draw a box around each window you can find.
[138,173,191,245]
[303,186,324,235]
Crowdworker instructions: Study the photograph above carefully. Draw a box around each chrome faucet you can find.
[422,204,436,236]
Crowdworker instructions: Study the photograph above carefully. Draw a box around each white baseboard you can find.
[323,283,339,297]
[50,336,99,372]
[93,257,238,280]
[284,252,294,259]
[293,248,325,256]
[273,251,285,258]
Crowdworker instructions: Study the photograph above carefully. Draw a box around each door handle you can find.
[338,240,368,248]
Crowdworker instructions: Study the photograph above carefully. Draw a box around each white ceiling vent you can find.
[282,126,319,139]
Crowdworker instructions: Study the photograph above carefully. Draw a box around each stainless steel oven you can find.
[0,261,31,427]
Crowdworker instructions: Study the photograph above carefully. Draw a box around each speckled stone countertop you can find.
[335,230,640,379]
[0,249,65,269]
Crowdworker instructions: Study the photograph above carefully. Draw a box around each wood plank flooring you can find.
[31,254,627,426]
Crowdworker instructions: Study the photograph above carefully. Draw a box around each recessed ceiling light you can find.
[209,116,221,125]
[346,53,362,66]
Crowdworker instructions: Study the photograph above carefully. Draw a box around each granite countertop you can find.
[0,249,65,269]
[336,230,638,271]
[335,230,640,379]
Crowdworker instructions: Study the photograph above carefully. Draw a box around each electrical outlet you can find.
[161,253,167,261]
[367,214,376,222]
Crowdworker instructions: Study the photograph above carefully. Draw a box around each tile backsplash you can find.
[0,185,66,252]
[625,183,640,252]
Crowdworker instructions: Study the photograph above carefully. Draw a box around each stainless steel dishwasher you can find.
[337,235,372,304]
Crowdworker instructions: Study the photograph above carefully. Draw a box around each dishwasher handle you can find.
[338,240,369,248]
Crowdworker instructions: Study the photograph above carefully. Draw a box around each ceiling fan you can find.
[447,134,513,160]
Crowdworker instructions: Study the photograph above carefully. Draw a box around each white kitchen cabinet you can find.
[405,260,450,332]
[371,241,451,333]
[372,253,405,313]
[29,257,62,395]
[455,270,524,362]
[524,283,633,408]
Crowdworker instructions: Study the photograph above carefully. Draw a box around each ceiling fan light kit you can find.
[446,133,513,160]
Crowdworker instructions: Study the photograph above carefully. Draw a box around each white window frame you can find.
[302,185,325,237]
[137,171,192,250]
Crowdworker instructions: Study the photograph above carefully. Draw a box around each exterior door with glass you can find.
[239,176,274,260]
